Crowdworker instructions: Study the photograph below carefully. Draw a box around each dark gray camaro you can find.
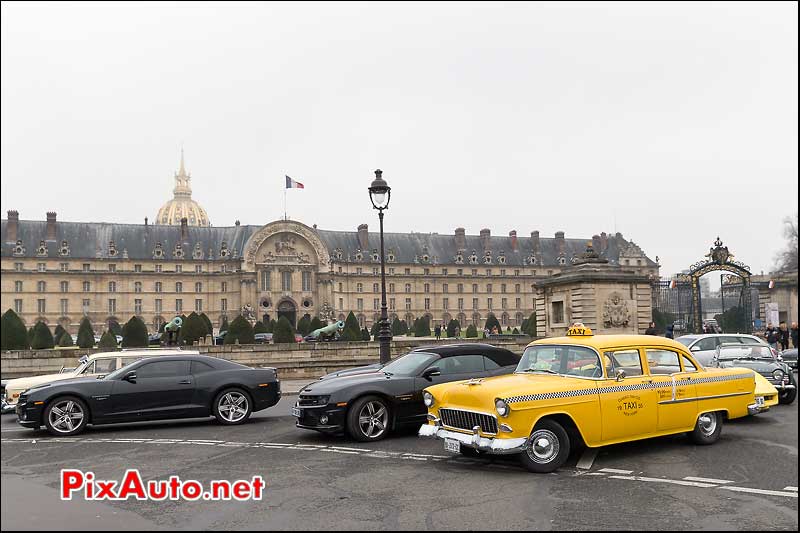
[293,343,520,442]
[712,344,796,405]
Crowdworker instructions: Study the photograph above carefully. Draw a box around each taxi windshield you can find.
[516,345,602,377]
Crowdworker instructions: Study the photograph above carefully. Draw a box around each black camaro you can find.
[16,355,281,436]
[292,343,520,442]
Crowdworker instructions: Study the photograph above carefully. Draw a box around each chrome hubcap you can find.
[698,412,717,436]
[48,400,84,433]
[218,392,249,422]
[358,401,388,438]
[526,429,559,463]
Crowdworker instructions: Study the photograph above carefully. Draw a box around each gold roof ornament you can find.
[155,148,210,227]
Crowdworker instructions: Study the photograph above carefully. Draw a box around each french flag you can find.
[285,175,304,189]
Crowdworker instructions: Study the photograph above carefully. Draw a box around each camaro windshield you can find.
[516,345,602,376]
[381,352,437,376]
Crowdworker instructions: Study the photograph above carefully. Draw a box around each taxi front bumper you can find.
[418,423,527,455]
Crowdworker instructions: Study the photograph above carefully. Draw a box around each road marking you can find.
[720,486,798,499]
[784,486,798,492]
[683,476,734,484]
[597,468,634,475]
[609,475,717,488]
[576,448,598,470]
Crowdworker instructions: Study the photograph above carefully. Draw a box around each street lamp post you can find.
[368,169,392,364]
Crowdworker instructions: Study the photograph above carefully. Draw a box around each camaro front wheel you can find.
[518,419,570,473]
[346,395,391,442]
[689,411,722,445]
[213,388,253,425]
[43,396,89,436]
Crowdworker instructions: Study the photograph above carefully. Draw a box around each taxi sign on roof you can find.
[566,323,593,337]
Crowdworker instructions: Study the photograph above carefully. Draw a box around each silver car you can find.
[675,333,774,367]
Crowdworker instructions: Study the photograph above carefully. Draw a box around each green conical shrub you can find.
[107,319,122,337]
[254,321,268,334]
[219,315,229,334]
[414,316,431,337]
[297,315,311,336]
[361,327,371,341]
[53,324,67,344]
[77,317,95,348]
[485,313,501,334]
[342,312,362,341]
[58,330,74,347]
[28,327,35,346]
[122,315,149,347]
[179,312,207,345]
[98,330,118,349]
[199,312,213,335]
[1,309,29,350]
[447,319,459,338]
[400,320,409,335]
[224,315,255,345]
[524,312,537,336]
[465,324,478,338]
[31,321,55,349]
[273,316,296,344]
[309,317,323,333]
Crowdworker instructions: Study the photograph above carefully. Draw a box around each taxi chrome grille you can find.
[439,408,498,435]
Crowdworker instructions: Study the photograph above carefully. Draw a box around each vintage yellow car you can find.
[419,324,779,473]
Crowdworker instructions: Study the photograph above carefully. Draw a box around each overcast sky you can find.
[2,1,797,282]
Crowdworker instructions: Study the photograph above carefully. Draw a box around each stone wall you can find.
[0,338,534,381]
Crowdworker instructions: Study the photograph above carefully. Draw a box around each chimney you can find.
[454,227,466,250]
[555,231,565,255]
[615,232,623,240]
[235,220,240,226]
[46,212,57,241]
[592,234,602,253]
[480,228,491,250]
[180,217,188,241]
[509,230,518,252]
[357,224,369,250]
[144,216,148,227]
[531,231,540,254]
[6,210,19,243]
[600,232,609,253]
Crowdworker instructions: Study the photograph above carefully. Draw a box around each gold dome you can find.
[156,150,210,227]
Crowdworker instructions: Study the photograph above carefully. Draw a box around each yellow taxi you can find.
[419,324,779,473]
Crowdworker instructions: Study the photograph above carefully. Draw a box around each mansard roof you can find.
[1,217,657,267]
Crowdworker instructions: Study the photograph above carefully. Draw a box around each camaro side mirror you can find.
[123,371,137,383]
[422,367,441,380]
[615,369,626,381]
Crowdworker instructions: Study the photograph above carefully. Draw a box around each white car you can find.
[675,333,774,367]
[1,349,197,414]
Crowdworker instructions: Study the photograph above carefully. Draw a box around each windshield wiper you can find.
[521,368,559,374]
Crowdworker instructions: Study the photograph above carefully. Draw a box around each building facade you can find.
[1,159,659,336]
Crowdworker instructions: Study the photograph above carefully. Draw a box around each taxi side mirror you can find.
[690,345,701,352]
[615,369,626,382]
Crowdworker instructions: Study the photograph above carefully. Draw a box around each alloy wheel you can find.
[48,400,85,434]
[218,392,249,423]
[358,401,388,438]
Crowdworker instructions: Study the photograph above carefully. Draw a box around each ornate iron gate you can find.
[652,238,752,335]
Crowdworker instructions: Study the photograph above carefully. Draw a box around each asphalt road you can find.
[1,395,797,531]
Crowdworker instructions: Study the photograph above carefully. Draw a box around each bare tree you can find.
[774,212,798,272]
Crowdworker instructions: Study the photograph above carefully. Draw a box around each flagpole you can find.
[284,186,287,221]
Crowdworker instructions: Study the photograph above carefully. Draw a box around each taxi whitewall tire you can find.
[346,395,391,442]
[689,411,722,445]
[778,373,797,405]
[212,388,253,425]
[43,395,89,436]
[518,419,570,473]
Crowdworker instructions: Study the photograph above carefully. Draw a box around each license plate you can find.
[444,438,461,454]
[291,407,302,418]
[755,396,765,407]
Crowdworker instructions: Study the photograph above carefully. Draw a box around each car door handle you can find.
[179,380,192,385]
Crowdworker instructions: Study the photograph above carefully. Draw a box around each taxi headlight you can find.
[423,391,434,407]
[773,369,785,381]
[495,398,509,417]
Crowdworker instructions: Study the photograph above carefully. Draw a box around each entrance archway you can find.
[277,299,297,328]
[652,238,752,334]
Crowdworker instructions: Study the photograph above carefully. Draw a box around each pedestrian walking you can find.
[765,324,779,351]
[665,323,674,339]
[434,324,441,341]
[778,323,790,351]
[791,322,799,349]
[645,321,657,336]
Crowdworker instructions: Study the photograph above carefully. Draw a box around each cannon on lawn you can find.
[306,320,345,342]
